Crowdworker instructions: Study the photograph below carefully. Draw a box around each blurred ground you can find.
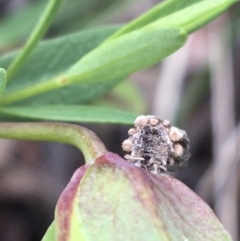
[0,0,240,240]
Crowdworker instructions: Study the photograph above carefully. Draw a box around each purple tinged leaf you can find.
[55,152,232,241]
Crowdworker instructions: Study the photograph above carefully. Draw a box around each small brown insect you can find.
[122,115,190,174]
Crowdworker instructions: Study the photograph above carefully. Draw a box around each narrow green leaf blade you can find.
[67,26,187,84]
[7,0,63,80]
[0,68,7,99]
[0,26,187,105]
[94,81,147,114]
[41,222,55,241]
[149,0,238,34]
[107,0,201,40]
[0,26,119,105]
[0,1,47,51]
[108,0,238,40]
[0,105,137,124]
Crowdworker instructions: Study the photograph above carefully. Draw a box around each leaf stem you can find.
[0,68,7,99]
[7,0,62,81]
[0,73,91,105]
[0,76,64,104]
[0,73,76,104]
[0,122,107,164]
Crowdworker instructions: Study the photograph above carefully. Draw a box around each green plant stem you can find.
[0,122,107,164]
[0,72,92,105]
[0,74,71,104]
[0,68,7,99]
[105,0,170,42]
[7,0,62,81]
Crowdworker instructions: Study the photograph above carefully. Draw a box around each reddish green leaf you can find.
[54,153,232,241]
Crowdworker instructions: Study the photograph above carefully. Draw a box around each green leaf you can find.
[0,26,186,105]
[107,0,201,40]
[67,26,187,84]
[7,0,63,80]
[0,68,7,99]
[0,0,117,51]
[148,0,238,34]
[0,1,47,51]
[93,81,147,114]
[0,105,137,124]
[0,26,119,105]
[108,0,238,40]
[56,0,130,33]
[41,222,55,241]
[55,153,233,241]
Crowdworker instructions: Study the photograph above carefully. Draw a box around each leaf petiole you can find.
[0,122,107,164]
